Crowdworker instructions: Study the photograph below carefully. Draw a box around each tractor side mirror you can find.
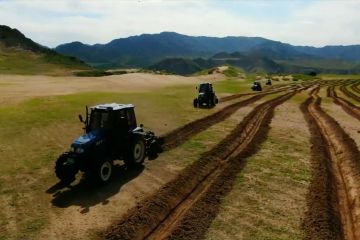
[78,114,84,123]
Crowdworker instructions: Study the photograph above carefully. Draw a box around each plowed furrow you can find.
[350,83,360,94]
[219,84,294,102]
[305,88,360,240]
[161,93,266,150]
[301,94,343,240]
[104,90,299,240]
[340,85,360,103]
[327,86,360,121]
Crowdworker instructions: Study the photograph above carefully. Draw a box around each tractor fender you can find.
[132,127,144,133]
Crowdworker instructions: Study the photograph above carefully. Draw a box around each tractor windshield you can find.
[89,110,110,131]
[199,84,210,93]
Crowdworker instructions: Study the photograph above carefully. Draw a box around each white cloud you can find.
[0,0,359,47]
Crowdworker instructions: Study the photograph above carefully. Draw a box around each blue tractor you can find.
[193,83,218,108]
[55,103,161,184]
[251,81,262,91]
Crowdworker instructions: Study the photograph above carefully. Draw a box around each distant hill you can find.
[0,25,89,75]
[149,58,217,75]
[149,51,360,76]
[55,32,360,72]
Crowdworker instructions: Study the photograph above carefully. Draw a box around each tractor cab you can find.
[83,103,138,133]
[266,79,272,85]
[193,83,218,108]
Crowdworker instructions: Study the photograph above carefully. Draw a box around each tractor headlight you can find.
[75,148,84,154]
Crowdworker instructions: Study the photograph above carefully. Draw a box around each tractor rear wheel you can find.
[124,137,146,167]
[55,152,78,184]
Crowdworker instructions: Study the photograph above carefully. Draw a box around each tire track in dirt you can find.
[339,85,360,103]
[304,87,360,240]
[327,86,360,121]
[103,89,301,240]
[219,84,294,102]
[160,91,272,150]
[301,93,343,240]
[350,83,360,95]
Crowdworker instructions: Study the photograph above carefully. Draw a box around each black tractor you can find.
[251,81,262,91]
[193,83,218,108]
[266,79,272,85]
[55,103,161,184]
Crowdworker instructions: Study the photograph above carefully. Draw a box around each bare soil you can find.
[301,94,343,240]
[103,90,299,240]
[161,94,266,150]
[304,88,360,240]
[350,83,360,94]
[339,85,360,102]
[327,86,360,121]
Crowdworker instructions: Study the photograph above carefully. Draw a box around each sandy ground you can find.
[0,72,224,104]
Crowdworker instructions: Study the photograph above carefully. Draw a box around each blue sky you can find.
[0,0,359,47]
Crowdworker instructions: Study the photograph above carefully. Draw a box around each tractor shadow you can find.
[46,163,144,214]
[196,105,216,109]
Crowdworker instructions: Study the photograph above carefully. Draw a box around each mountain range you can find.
[1,24,359,76]
[55,31,360,74]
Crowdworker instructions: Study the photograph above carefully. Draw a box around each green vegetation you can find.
[0,47,90,75]
[292,74,319,81]
[0,25,89,75]
[277,58,360,70]
[193,67,217,76]
[223,66,243,77]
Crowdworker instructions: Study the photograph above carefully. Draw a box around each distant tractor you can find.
[266,79,272,85]
[193,83,218,108]
[55,103,161,184]
[251,81,262,91]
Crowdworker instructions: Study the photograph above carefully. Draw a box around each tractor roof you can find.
[91,103,134,111]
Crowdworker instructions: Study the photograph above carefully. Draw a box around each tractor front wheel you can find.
[95,160,113,183]
[55,152,78,184]
[193,98,198,108]
[124,137,146,167]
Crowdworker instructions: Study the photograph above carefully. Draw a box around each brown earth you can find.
[327,86,360,121]
[304,87,360,240]
[339,84,360,102]
[301,93,343,240]
[161,94,266,150]
[103,90,300,240]
[350,83,360,94]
